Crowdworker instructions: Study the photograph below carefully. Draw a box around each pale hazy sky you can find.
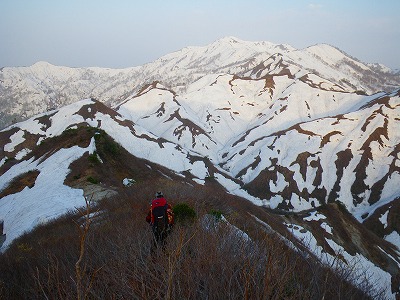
[1,0,399,69]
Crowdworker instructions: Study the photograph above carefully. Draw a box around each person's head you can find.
[155,191,163,198]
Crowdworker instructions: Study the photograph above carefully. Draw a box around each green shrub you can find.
[4,157,15,164]
[209,209,223,221]
[93,130,120,157]
[173,203,196,224]
[355,90,367,96]
[87,176,99,184]
[205,174,216,180]
[103,139,120,156]
[62,127,78,136]
[88,152,100,163]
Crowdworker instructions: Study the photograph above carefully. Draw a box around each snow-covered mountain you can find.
[1,37,400,297]
[1,37,399,129]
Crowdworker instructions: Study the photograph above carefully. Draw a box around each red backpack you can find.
[151,197,168,232]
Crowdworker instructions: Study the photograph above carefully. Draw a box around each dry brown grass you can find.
[0,178,384,300]
[0,170,40,199]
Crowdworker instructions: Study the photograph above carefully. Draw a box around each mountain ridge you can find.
[1,37,399,130]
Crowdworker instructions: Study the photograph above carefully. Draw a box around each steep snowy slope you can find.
[0,99,218,179]
[115,69,400,241]
[239,90,400,214]
[117,73,380,160]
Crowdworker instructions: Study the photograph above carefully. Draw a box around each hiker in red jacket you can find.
[146,191,174,246]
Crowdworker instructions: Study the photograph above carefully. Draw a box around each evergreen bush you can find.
[209,209,223,221]
[172,203,196,224]
[87,176,99,184]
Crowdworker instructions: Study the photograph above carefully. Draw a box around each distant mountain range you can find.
[1,36,399,130]
[1,37,399,298]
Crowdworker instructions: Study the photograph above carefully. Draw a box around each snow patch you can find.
[0,157,7,168]
[379,210,389,229]
[192,178,205,185]
[0,142,95,252]
[303,211,327,222]
[4,130,25,152]
[15,148,31,160]
[385,231,400,252]
[122,178,135,186]
[214,173,265,206]
[321,222,333,235]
